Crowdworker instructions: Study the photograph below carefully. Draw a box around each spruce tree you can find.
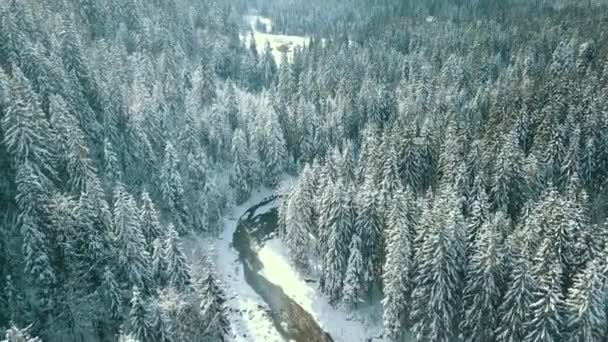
[112,183,150,290]
[382,187,415,340]
[460,215,504,342]
[342,235,364,308]
[565,261,607,342]
[128,286,150,342]
[163,224,190,291]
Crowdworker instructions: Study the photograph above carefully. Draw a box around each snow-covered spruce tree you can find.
[565,260,606,342]
[410,188,464,342]
[285,182,313,268]
[112,183,150,291]
[160,141,189,232]
[150,238,166,288]
[20,212,56,308]
[460,214,504,342]
[2,65,55,177]
[523,237,565,342]
[78,176,113,271]
[231,128,252,204]
[198,271,229,341]
[560,173,590,286]
[264,108,288,187]
[342,234,364,308]
[496,230,535,342]
[380,133,402,209]
[147,297,175,342]
[491,130,525,218]
[100,267,123,325]
[49,95,95,193]
[104,138,122,183]
[355,174,384,294]
[465,173,490,254]
[322,177,355,304]
[128,286,150,342]
[163,224,191,291]
[382,187,416,340]
[140,190,162,248]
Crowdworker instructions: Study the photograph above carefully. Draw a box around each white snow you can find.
[258,237,387,342]
[241,15,309,64]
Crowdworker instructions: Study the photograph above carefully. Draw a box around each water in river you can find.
[232,198,333,342]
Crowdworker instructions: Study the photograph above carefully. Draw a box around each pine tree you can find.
[496,231,535,342]
[231,129,252,204]
[356,175,384,292]
[382,187,415,340]
[163,224,190,291]
[460,214,504,342]
[285,183,313,268]
[49,95,95,193]
[161,141,189,232]
[2,65,55,176]
[147,298,175,342]
[524,237,565,342]
[565,261,606,342]
[128,286,150,342]
[112,183,150,290]
[20,212,56,305]
[264,109,287,187]
[321,177,354,304]
[140,191,162,248]
[342,234,364,307]
[100,267,123,322]
[198,271,229,341]
[410,189,463,342]
[104,138,122,183]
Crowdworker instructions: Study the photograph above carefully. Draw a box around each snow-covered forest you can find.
[1,0,608,341]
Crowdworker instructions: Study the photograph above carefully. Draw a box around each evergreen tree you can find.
[112,183,150,290]
[163,224,190,291]
[198,271,229,341]
[382,187,415,340]
[524,237,565,342]
[565,261,606,342]
[496,231,535,342]
[460,214,504,342]
[321,177,354,304]
[264,109,287,186]
[355,175,384,293]
[342,234,364,307]
[128,286,150,342]
[231,129,252,204]
[285,183,313,268]
[410,189,463,342]
[140,190,162,248]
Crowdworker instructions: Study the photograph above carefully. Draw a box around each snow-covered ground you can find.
[241,14,308,64]
[258,238,387,342]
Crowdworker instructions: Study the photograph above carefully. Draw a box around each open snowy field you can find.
[242,14,308,63]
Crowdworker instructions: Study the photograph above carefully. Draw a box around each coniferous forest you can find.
[2,0,608,341]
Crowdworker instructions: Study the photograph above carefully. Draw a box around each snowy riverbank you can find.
[199,186,386,341]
